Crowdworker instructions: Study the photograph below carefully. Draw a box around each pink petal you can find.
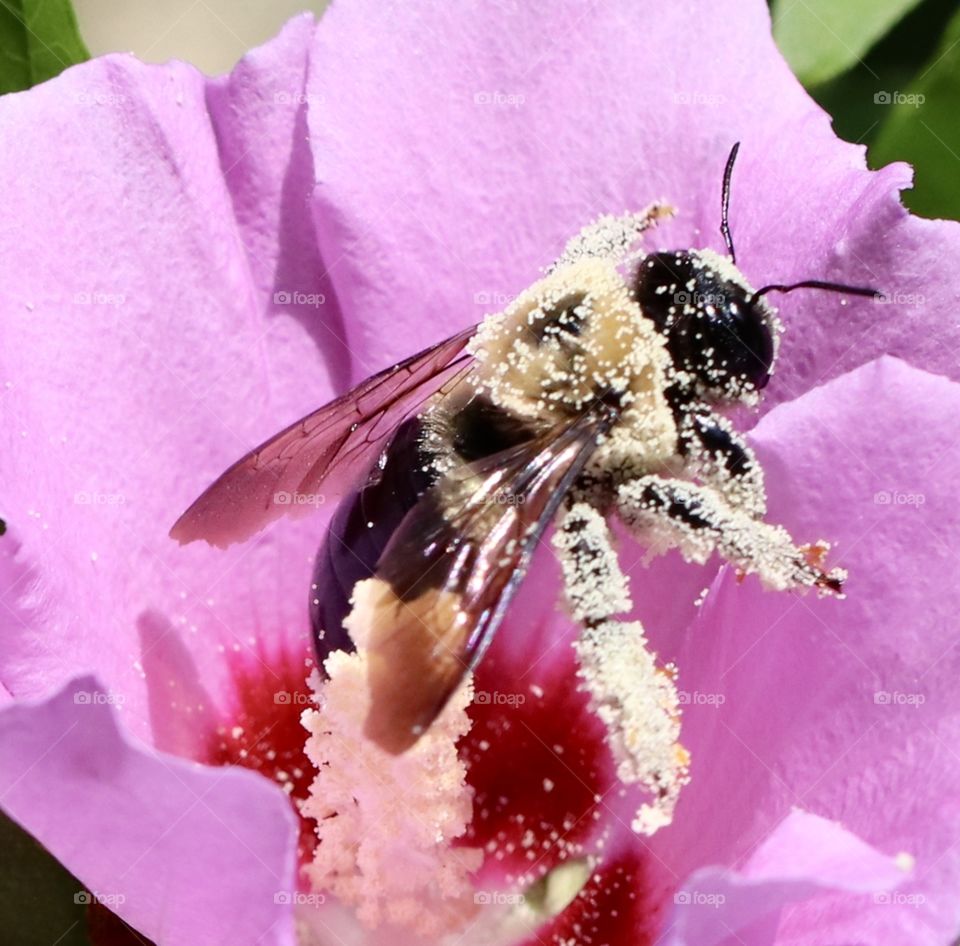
[305,0,960,400]
[640,357,960,944]
[0,19,338,935]
[0,15,333,750]
[661,810,909,946]
[0,676,299,946]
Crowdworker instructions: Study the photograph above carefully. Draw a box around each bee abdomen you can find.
[451,395,536,461]
[311,396,534,663]
[310,416,437,661]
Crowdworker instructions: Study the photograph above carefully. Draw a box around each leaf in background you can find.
[0,810,156,945]
[0,809,90,945]
[771,0,924,86]
[871,4,960,219]
[0,0,89,94]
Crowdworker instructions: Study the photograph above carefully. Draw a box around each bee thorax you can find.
[467,257,673,424]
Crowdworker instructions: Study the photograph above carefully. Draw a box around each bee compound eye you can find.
[697,296,775,392]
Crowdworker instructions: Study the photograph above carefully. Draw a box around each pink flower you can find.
[1,3,959,945]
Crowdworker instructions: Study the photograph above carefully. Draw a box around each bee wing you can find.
[355,408,613,753]
[170,328,475,548]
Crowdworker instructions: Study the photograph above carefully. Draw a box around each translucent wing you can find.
[170,328,475,548]
[352,407,615,753]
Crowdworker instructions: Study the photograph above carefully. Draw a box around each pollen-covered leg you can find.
[551,201,676,270]
[574,619,689,836]
[616,475,845,594]
[554,502,689,835]
[675,402,768,517]
[552,501,631,626]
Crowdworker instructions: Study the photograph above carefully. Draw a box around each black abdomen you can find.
[310,395,535,663]
[310,417,437,660]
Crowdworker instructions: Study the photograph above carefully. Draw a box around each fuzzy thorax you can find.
[467,257,673,422]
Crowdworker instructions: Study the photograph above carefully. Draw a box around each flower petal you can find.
[660,810,909,946]
[306,0,960,399]
[640,356,960,943]
[0,676,299,946]
[0,14,337,748]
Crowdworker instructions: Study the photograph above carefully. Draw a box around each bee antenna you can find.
[754,279,881,299]
[720,141,740,264]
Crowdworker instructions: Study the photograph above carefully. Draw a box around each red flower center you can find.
[204,649,317,863]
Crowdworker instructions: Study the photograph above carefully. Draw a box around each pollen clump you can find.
[551,201,676,269]
[301,649,482,936]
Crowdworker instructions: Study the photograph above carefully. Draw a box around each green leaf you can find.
[0,0,90,94]
[771,0,924,86]
[0,810,90,945]
[871,4,960,219]
[0,809,156,944]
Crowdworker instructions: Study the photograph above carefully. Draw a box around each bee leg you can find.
[551,201,677,270]
[668,392,767,517]
[553,501,632,626]
[573,616,689,836]
[616,476,845,595]
[555,503,691,833]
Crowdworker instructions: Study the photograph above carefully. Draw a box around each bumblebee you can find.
[172,144,875,755]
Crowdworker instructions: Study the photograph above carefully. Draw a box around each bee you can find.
[171,144,876,755]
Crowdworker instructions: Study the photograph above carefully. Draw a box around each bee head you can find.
[633,247,777,402]
[634,142,878,405]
